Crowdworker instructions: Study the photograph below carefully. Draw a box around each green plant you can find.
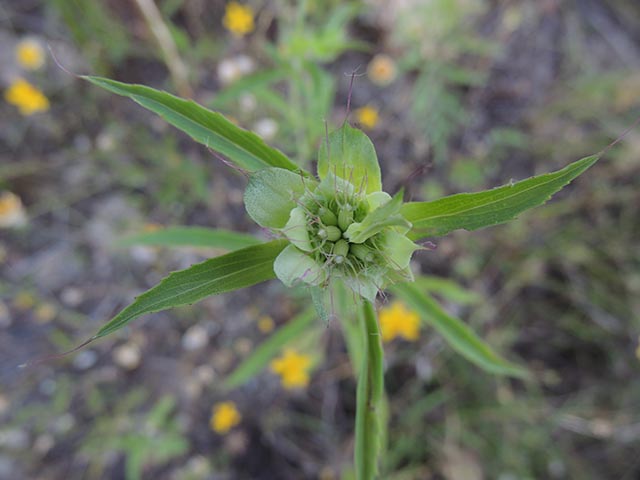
[81,391,188,480]
[73,73,602,478]
[211,1,362,165]
[389,0,498,164]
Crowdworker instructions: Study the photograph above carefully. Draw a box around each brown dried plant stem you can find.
[133,0,192,98]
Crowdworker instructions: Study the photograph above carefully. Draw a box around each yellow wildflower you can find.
[13,292,36,311]
[210,401,241,434]
[257,315,275,333]
[379,301,420,343]
[367,54,397,86]
[355,106,379,130]
[4,78,49,115]
[223,2,255,37]
[0,191,27,228]
[270,349,312,389]
[16,39,45,70]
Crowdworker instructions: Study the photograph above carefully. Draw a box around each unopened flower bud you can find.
[318,207,338,226]
[324,225,342,242]
[333,239,350,259]
[351,244,374,262]
[338,208,353,231]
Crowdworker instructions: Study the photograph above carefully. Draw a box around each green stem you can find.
[354,300,384,480]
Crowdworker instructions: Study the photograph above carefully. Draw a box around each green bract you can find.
[244,124,420,302]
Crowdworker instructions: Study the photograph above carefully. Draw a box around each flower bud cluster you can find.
[306,190,376,270]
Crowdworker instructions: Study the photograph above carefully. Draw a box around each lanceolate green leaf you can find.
[392,283,528,378]
[402,154,599,239]
[224,308,316,389]
[318,122,382,194]
[83,76,301,173]
[94,240,287,339]
[117,226,260,250]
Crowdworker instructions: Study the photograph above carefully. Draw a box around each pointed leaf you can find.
[382,230,420,271]
[392,283,528,378]
[244,167,310,228]
[273,244,327,287]
[318,123,382,194]
[117,226,260,250]
[344,191,410,243]
[83,76,302,173]
[402,155,600,239]
[94,240,287,339]
[282,207,313,251]
[224,308,316,389]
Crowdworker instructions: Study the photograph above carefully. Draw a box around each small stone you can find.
[0,394,9,415]
[590,418,613,438]
[184,379,202,399]
[194,365,215,384]
[129,245,157,265]
[33,434,54,455]
[253,118,278,141]
[53,413,75,434]
[0,455,14,477]
[96,130,116,151]
[38,378,56,395]
[0,428,29,449]
[113,343,141,370]
[182,325,209,351]
[239,93,257,113]
[0,301,11,328]
[224,430,248,455]
[60,287,83,307]
[72,349,97,370]
[184,456,210,476]
[234,337,252,356]
[213,350,233,372]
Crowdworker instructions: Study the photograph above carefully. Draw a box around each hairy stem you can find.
[355,300,384,479]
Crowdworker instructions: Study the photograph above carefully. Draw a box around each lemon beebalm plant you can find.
[66,74,602,479]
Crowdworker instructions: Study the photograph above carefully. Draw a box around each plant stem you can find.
[354,300,384,480]
[134,0,192,98]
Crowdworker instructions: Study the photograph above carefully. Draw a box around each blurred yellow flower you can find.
[379,301,420,343]
[367,54,397,86]
[355,106,379,130]
[223,2,255,37]
[0,191,27,228]
[4,78,49,115]
[35,303,57,323]
[13,291,36,311]
[143,223,162,232]
[16,39,45,70]
[210,401,241,434]
[257,315,275,333]
[270,349,312,389]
